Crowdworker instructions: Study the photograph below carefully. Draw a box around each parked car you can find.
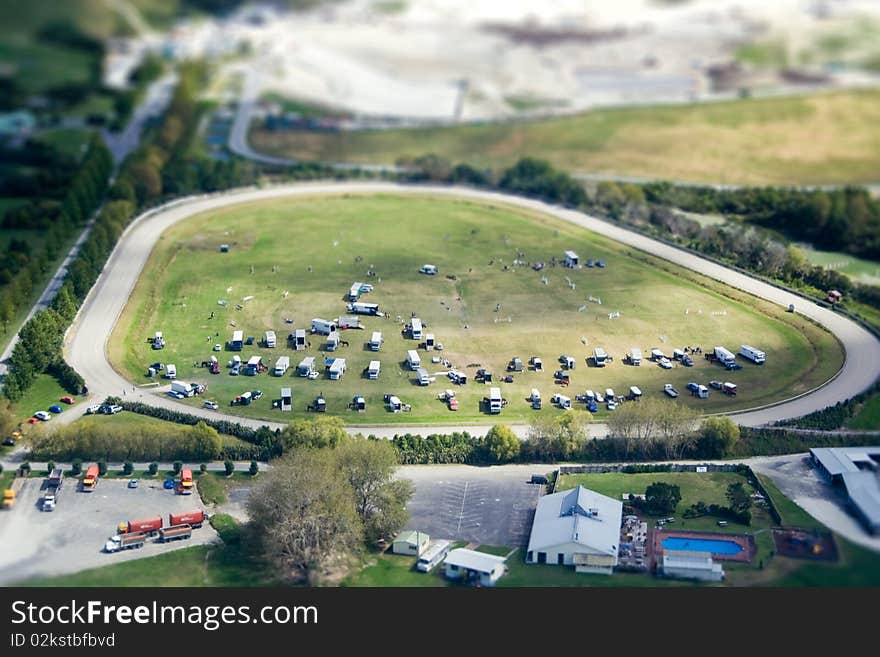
[252,390,264,400]
[230,364,241,376]
[659,358,673,369]
[213,343,222,351]
[48,404,63,414]
[107,404,123,414]
[686,382,700,392]
[128,479,139,489]
[203,400,219,410]
[307,370,319,380]
[168,391,185,399]
[60,396,75,404]
[245,336,255,345]
[163,477,175,490]
[85,404,102,415]
[26,417,39,424]
[34,411,51,421]
[607,400,618,411]
[709,380,723,390]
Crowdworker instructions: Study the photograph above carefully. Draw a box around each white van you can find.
[417,539,451,572]
[410,318,423,340]
[407,349,421,371]
[165,364,177,379]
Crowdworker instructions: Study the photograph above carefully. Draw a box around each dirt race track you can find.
[62,183,880,434]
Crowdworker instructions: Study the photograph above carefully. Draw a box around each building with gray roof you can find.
[810,447,880,535]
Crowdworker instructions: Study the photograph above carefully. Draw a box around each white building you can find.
[526,485,623,575]
[392,530,429,556]
[443,548,507,586]
[660,551,725,582]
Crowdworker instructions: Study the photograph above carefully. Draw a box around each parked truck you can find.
[81,465,100,492]
[169,510,207,528]
[3,478,25,509]
[41,468,64,511]
[739,345,766,364]
[105,532,147,553]
[177,468,194,495]
[118,516,163,535]
[158,524,193,543]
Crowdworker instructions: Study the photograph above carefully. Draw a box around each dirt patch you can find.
[773,529,838,562]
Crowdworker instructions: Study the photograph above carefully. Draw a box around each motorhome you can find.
[563,251,579,268]
[264,331,276,348]
[628,386,642,400]
[171,381,194,397]
[410,318,423,340]
[280,387,292,411]
[552,393,572,409]
[722,382,737,396]
[311,318,338,336]
[293,329,306,350]
[325,332,340,352]
[416,367,431,386]
[628,348,642,365]
[530,388,542,410]
[714,346,736,364]
[739,345,766,364]
[165,364,177,379]
[347,302,380,316]
[370,331,383,351]
[367,360,381,380]
[274,356,290,376]
[348,282,364,301]
[593,347,608,367]
[407,350,421,370]
[696,385,709,399]
[230,330,243,351]
[488,387,503,414]
[425,333,435,351]
[328,358,346,380]
[296,356,316,377]
[650,348,665,361]
[417,539,452,572]
[245,356,262,375]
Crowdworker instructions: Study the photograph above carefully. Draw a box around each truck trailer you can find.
[105,532,147,553]
[739,345,766,364]
[118,516,163,535]
[158,525,193,543]
[81,465,100,492]
[170,510,207,528]
[274,356,290,376]
[41,468,64,511]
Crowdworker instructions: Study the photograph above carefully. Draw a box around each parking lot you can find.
[0,477,219,585]
[398,464,548,548]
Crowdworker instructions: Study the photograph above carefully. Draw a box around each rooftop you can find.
[444,548,506,574]
[527,485,622,558]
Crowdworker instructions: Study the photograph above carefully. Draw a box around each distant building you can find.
[810,447,880,535]
[526,485,623,575]
[660,550,725,582]
[443,548,507,586]
[392,530,430,556]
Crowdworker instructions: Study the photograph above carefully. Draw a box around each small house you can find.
[443,548,506,586]
[393,530,430,556]
[563,251,579,268]
[367,360,381,380]
[407,349,421,371]
[328,358,346,380]
[296,356,316,377]
[280,387,292,412]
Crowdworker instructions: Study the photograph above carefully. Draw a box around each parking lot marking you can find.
[456,481,470,534]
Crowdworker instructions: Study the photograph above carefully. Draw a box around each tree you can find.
[643,482,681,516]
[696,417,741,458]
[224,460,235,476]
[148,462,158,475]
[71,460,82,475]
[98,461,107,476]
[247,449,362,583]
[726,482,752,515]
[336,438,413,543]
[200,463,208,473]
[280,416,347,451]
[484,425,520,463]
[249,460,259,476]
[189,421,222,460]
[123,461,133,475]
[526,412,590,461]
[46,461,55,475]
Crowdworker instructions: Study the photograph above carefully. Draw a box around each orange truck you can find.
[169,510,207,528]
[81,465,100,492]
[117,516,163,535]
[177,468,194,495]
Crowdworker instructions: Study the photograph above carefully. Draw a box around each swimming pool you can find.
[661,537,743,556]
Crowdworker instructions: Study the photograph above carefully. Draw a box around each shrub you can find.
[123,461,133,475]
[249,460,259,476]
[148,462,158,476]
[98,461,107,476]
[224,460,234,476]
[200,463,208,473]
[19,462,31,475]
[173,461,182,474]
[46,461,55,475]
[71,460,82,475]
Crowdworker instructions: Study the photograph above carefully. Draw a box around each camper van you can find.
[230,330,243,351]
[264,331,276,348]
[628,348,642,365]
[245,356,262,375]
[296,356,316,377]
[348,282,364,301]
[370,331,383,352]
[407,350,421,371]
[293,329,306,350]
[593,347,608,367]
[347,302,380,316]
[530,388,542,410]
[388,395,403,412]
[165,364,177,379]
[552,393,571,409]
[722,382,737,396]
[280,387,292,412]
[367,360,381,380]
[714,346,736,364]
[328,358,346,380]
[628,386,642,400]
[311,318,338,336]
[274,356,290,376]
[425,333,435,351]
[488,387,503,414]
[325,332,340,352]
[417,539,452,572]
[416,368,431,386]
[410,318,423,340]
[739,345,766,364]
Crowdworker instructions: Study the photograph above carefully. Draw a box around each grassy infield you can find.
[107,194,842,426]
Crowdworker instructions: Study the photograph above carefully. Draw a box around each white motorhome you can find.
[264,330,276,348]
[311,318,337,336]
[410,318,423,340]
[165,364,177,379]
[296,356,316,377]
[530,388,542,410]
[367,360,381,380]
[628,386,642,400]
[489,387,503,414]
[370,331,383,351]
[230,330,243,351]
[388,395,403,412]
[347,302,380,316]
[325,332,340,352]
[739,345,766,364]
[292,329,307,350]
[553,393,571,409]
[329,358,346,380]
[628,348,642,365]
[245,355,262,375]
[274,356,290,376]
[280,387,292,411]
[349,282,364,301]
[650,348,665,361]
[171,381,193,397]
[593,347,608,366]
[714,346,736,364]
[407,349,421,370]
[416,367,431,386]
[417,539,452,572]
[425,333,435,351]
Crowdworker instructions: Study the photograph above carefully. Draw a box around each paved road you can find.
[103,72,177,164]
[62,182,880,435]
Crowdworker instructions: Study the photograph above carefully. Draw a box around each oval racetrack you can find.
[63,183,880,436]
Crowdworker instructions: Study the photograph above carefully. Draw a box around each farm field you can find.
[249,89,880,186]
[108,194,843,426]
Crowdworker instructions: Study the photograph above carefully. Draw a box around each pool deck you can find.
[652,529,755,564]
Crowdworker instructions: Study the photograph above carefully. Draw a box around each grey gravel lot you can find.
[0,478,218,585]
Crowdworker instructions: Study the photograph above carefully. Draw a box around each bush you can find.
[98,461,107,476]
[249,460,259,476]
[200,463,208,474]
[123,461,133,475]
[46,461,55,475]
[148,463,158,476]
[224,460,235,476]
[19,462,30,475]
[173,461,182,475]
[71,460,82,475]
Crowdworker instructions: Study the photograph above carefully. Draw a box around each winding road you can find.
[62,182,880,436]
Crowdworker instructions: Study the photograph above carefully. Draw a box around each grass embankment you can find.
[108,194,841,425]
[250,89,880,186]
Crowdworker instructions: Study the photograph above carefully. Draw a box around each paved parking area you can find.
[398,464,549,547]
[0,477,218,585]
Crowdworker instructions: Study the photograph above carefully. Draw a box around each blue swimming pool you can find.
[661,537,743,555]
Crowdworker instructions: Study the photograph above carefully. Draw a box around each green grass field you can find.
[847,393,880,430]
[108,193,842,426]
[10,372,79,421]
[797,244,880,286]
[250,89,880,185]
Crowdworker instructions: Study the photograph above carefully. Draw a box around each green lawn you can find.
[250,89,880,185]
[847,393,880,430]
[797,244,880,286]
[25,514,278,587]
[342,550,451,587]
[108,193,842,426]
[32,128,93,159]
[10,372,78,422]
[754,473,822,530]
